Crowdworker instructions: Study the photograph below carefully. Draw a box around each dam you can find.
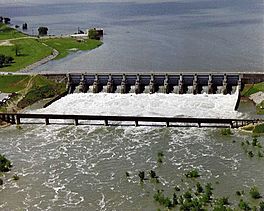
[42,72,264,95]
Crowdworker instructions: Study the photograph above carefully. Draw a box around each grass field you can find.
[0,75,30,93]
[241,82,264,97]
[0,39,53,72]
[0,23,25,40]
[41,38,102,60]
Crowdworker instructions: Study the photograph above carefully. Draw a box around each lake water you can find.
[1,0,264,72]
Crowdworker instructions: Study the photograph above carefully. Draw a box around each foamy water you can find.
[1,92,264,210]
[35,93,242,119]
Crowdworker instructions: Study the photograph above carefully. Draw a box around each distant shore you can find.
[0,23,103,73]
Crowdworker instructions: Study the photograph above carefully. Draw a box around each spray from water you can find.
[34,90,242,119]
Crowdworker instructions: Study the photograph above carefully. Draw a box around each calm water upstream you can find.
[0,0,264,72]
[0,93,264,210]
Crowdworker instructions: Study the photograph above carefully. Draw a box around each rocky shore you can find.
[249,91,264,105]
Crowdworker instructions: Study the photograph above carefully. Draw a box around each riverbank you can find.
[0,74,66,113]
[0,24,103,72]
[241,82,264,115]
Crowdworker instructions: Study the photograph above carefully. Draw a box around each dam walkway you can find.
[0,113,262,128]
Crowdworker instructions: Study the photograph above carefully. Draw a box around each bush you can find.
[196,182,203,193]
[12,174,19,180]
[249,186,261,199]
[185,169,200,178]
[217,197,229,206]
[138,171,145,182]
[149,170,157,179]
[259,201,264,211]
[239,199,251,210]
[220,128,232,135]
[153,190,173,209]
[253,124,264,134]
[0,154,12,172]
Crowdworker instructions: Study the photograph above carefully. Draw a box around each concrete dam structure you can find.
[58,73,245,95]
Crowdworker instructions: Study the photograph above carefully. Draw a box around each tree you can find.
[13,44,22,56]
[22,23,28,30]
[38,26,48,36]
[5,56,14,64]
[88,28,100,40]
[0,54,14,67]
[0,54,5,67]
[3,17,11,24]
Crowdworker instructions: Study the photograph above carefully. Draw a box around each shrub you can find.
[253,124,264,134]
[238,199,251,210]
[185,169,200,178]
[236,191,242,196]
[157,151,164,157]
[196,182,204,193]
[172,193,178,206]
[183,191,192,202]
[149,170,157,179]
[259,201,264,211]
[220,128,232,135]
[217,197,229,206]
[175,186,180,191]
[138,171,145,182]
[153,190,173,209]
[252,138,258,146]
[248,151,254,158]
[0,154,12,172]
[258,151,263,158]
[12,174,19,180]
[249,186,261,199]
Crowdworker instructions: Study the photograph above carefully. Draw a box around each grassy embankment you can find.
[41,38,102,60]
[240,82,264,133]
[0,24,25,40]
[241,82,264,115]
[0,23,103,72]
[0,74,66,112]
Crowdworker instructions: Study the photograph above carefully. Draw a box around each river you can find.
[0,93,264,210]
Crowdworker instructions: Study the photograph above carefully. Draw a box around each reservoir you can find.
[0,0,263,72]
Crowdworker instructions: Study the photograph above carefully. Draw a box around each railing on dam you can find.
[0,113,262,128]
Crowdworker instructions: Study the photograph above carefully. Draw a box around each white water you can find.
[35,93,241,118]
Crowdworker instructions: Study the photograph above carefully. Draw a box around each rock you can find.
[0,178,3,185]
[249,91,264,104]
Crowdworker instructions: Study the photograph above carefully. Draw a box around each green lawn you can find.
[241,82,264,97]
[41,38,102,60]
[0,24,26,40]
[0,75,30,92]
[0,39,52,72]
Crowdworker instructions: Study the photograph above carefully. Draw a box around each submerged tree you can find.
[38,26,48,36]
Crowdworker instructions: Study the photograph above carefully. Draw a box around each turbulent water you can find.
[1,0,264,72]
[0,93,264,210]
